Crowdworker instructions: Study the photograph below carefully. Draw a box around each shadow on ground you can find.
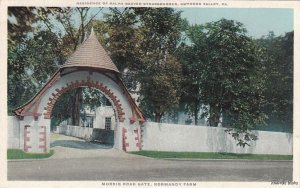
[50,140,113,150]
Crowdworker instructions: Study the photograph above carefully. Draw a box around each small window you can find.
[105,117,112,130]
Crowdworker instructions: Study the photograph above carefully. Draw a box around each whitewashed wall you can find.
[8,116,20,149]
[94,106,116,130]
[9,113,292,155]
[57,125,93,140]
[142,122,293,155]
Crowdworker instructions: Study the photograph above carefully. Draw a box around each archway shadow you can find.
[50,140,113,150]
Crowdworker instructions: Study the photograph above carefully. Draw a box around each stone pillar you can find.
[18,116,50,153]
[19,116,34,152]
[113,122,122,150]
[118,120,142,152]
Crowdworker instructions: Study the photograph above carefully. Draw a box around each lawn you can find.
[7,149,54,160]
[130,151,293,161]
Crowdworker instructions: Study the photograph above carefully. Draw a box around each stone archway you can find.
[46,77,125,148]
[44,76,125,123]
[13,30,144,153]
[14,70,144,153]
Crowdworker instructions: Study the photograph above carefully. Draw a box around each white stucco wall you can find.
[57,125,93,140]
[94,106,116,130]
[142,122,293,155]
[8,116,20,149]
[10,113,291,155]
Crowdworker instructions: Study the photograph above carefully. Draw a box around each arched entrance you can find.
[13,30,144,153]
[50,85,118,147]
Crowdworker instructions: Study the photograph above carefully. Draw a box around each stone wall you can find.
[141,122,293,155]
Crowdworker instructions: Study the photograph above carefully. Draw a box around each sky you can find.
[178,8,293,38]
[59,7,294,39]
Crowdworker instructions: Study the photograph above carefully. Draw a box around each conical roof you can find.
[62,29,119,73]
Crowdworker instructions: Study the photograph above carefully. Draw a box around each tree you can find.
[135,8,185,122]
[100,8,142,91]
[257,31,293,131]
[177,25,206,125]
[8,7,41,114]
[51,87,108,126]
[139,55,182,122]
[8,7,104,125]
[8,28,66,114]
[104,8,140,72]
[8,7,37,45]
[181,19,267,146]
[100,8,185,122]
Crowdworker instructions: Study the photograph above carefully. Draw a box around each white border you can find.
[1,0,299,188]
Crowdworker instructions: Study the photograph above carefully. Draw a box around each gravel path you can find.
[49,133,143,159]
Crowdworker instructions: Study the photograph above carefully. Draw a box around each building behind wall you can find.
[58,105,116,131]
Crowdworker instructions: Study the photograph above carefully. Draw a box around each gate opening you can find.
[50,87,117,147]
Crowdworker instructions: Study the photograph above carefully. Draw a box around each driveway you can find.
[7,133,293,181]
[49,133,134,159]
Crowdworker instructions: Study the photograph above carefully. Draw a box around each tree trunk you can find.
[75,88,82,126]
[71,88,82,126]
[155,112,162,123]
[194,102,199,125]
[71,91,76,125]
[209,103,221,127]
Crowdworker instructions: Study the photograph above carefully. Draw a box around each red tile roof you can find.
[62,29,119,73]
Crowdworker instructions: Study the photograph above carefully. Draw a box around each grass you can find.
[130,151,293,161]
[7,149,54,160]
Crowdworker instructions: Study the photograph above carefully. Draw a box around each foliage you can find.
[180,19,268,146]
[134,8,184,122]
[100,8,142,91]
[139,55,182,122]
[8,7,37,44]
[51,87,107,125]
[8,29,66,114]
[104,8,140,72]
[102,8,185,122]
[177,35,204,125]
[257,31,293,130]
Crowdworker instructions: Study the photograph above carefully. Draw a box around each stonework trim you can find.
[24,125,31,152]
[39,126,47,153]
[43,77,125,123]
[134,128,142,151]
[116,77,145,123]
[122,127,129,152]
[14,71,61,117]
